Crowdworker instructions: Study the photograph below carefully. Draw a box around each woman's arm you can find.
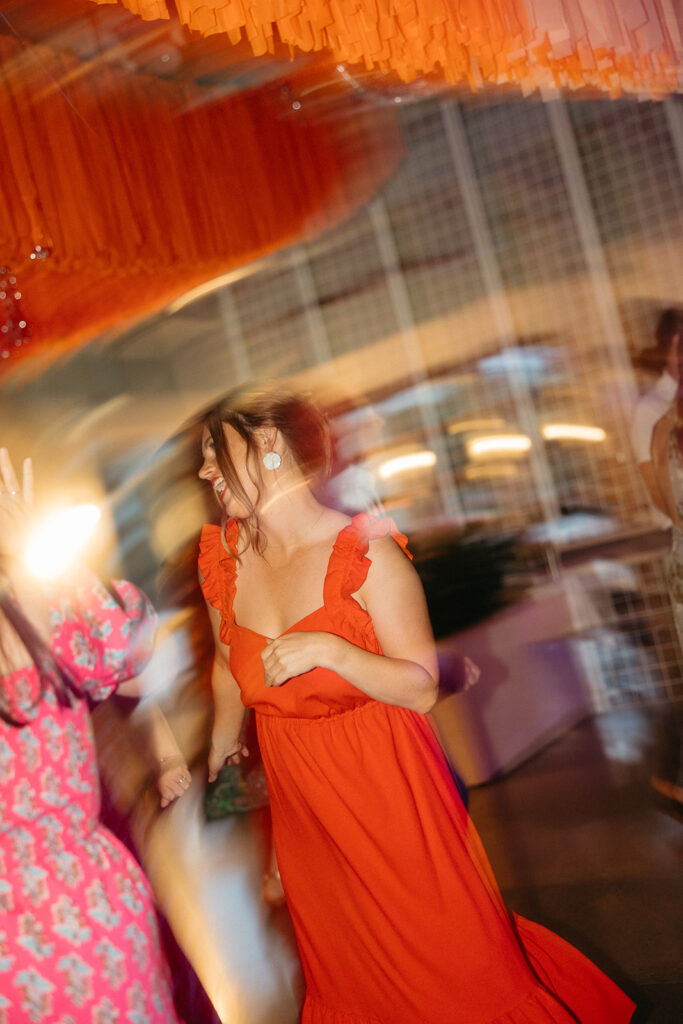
[204,598,248,781]
[262,536,439,713]
[650,414,679,523]
[129,700,191,807]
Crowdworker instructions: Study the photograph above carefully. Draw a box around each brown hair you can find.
[675,339,683,454]
[203,385,332,554]
[655,308,683,355]
[0,587,74,726]
[636,308,683,373]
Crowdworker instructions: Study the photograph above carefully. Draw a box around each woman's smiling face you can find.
[198,424,260,518]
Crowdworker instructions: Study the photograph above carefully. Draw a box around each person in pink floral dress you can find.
[0,449,185,1024]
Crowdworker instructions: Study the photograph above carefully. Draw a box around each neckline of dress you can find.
[233,606,327,643]
[226,512,367,642]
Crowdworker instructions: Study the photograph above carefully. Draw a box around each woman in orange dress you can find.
[197,386,635,1024]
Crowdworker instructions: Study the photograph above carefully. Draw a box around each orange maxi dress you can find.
[199,513,635,1024]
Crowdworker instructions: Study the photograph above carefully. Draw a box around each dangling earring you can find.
[263,451,281,471]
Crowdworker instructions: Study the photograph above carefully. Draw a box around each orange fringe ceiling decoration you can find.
[0,32,401,366]
[89,0,683,96]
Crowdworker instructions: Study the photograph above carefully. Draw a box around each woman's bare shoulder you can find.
[363,533,416,589]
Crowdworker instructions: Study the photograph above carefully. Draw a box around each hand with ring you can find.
[156,754,192,808]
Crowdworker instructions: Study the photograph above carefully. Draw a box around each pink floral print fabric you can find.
[0,572,182,1023]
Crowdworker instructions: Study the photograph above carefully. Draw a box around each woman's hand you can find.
[155,756,191,808]
[261,631,339,687]
[0,448,33,558]
[462,656,480,691]
[208,737,249,782]
[435,651,481,698]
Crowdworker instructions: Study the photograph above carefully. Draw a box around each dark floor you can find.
[468,708,683,1023]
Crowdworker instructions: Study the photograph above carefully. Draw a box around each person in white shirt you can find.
[630,308,683,520]
[631,308,683,810]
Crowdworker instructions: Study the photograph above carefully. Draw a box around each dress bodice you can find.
[198,513,411,719]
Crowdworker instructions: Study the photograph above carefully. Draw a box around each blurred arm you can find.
[648,415,678,523]
[204,596,246,781]
[131,700,191,807]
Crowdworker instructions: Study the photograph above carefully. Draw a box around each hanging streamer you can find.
[88,0,683,95]
[0,33,401,364]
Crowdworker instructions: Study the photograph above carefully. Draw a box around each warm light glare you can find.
[378,451,437,479]
[542,423,607,442]
[25,505,101,579]
[467,435,531,457]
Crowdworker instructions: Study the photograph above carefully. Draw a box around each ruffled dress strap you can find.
[198,519,239,648]
[324,512,412,644]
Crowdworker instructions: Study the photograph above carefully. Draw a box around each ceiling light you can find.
[542,424,606,442]
[467,435,531,457]
[378,451,437,479]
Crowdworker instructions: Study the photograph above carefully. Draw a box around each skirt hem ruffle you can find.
[301,981,630,1024]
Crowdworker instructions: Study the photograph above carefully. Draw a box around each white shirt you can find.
[630,371,677,527]
[630,371,677,463]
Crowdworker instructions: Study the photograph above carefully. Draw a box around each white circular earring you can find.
[262,451,281,471]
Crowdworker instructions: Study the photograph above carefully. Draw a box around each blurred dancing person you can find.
[631,308,683,809]
[0,449,185,1024]
[630,307,683,519]
[647,352,683,809]
[198,386,635,1024]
